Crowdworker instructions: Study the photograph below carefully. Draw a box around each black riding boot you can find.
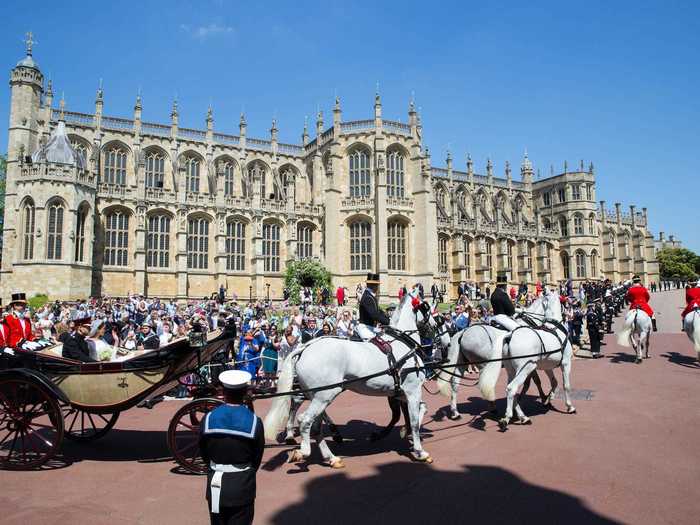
[652,318,658,332]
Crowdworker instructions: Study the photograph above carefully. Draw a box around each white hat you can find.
[219,370,252,390]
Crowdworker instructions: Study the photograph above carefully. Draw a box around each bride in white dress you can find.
[87,320,117,361]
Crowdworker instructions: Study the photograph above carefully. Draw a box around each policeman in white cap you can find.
[199,370,265,525]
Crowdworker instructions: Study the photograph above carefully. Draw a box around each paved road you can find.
[2,289,698,524]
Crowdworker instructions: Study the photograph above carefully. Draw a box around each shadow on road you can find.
[661,352,700,369]
[608,352,638,364]
[268,462,621,525]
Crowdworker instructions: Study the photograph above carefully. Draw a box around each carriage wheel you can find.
[167,398,223,474]
[0,378,64,470]
[62,407,119,442]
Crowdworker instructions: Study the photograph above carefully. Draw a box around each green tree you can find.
[656,247,699,280]
[283,259,332,305]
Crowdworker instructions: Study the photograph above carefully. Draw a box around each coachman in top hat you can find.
[357,273,390,340]
[4,292,35,349]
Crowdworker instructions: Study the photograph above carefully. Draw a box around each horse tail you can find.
[693,316,700,357]
[263,347,303,441]
[437,332,461,398]
[479,334,506,403]
[617,313,633,347]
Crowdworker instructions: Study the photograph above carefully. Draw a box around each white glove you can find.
[2,347,15,356]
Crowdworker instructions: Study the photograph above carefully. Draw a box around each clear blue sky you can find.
[1,0,697,250]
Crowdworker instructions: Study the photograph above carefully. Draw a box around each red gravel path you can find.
[1,289,698,525]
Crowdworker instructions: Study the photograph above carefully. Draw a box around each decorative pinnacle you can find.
[171,98,178,117]
[46,79,53,97]
[25,31,35,56]
[59,92,65,120]
[316,109,323,122]
[96,78,103,102]
[505,160,512,178]
[271,118,277,132]
[334,96,341,111]
[303,115,308,133]
[239,112,246,125]
[207,105,213,122]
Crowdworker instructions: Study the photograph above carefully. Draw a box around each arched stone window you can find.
[590,250,598,277]
[463,236,471,278]
[104,210,129,266]
[623,233,631,258]
[506,240,515,270]
[559,216,569,237]
[438,236,448,273]
[272,169,290,201]
[223,161,235,196]
[247,162,267,199]
[588,213,596,235]
[70,140,89,169]
[297,223,313,260]
[349,148,371,198]
[387,221,407,271]
[435,186,448,219]
[586,185,592,201]
[145,150,165,189]
[575,250,586,278]
[561,251,570,279]
[147,215,170,268]
[187,217,209,269]
[572,185,581,200]
[573,214,584,235]
[386,149,405,198]
[47,201,64,260]
[21,199,35,261]
[226,220,246,271]
[75,204,89,263]
[485,239,494,270]
[542,217,552,230]
[456,190,471,221]
[185,156,201,193]
[349,221,372,271]
[262,223,281,272]
[104,145,127,185]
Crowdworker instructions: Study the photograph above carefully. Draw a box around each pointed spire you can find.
[96,78,103,102]
[239,111,247,136]
[563,160,568,173]
[486,157,493,180]
[580,159,584,171]
[302,115,309,146]
[206,105,213,123]
[134,92,142,111]
[59,92,65,120]
[409,91,415,113]
[46,78,53,97]
[505,160,512,180]
[466,153,474,174]
[334,96,341,112]
[520,150,533,184]
[171,98,179,118]
[589,161,595,175]
[316,109,324,136]
[239,111,246,126]
[375,81,381,105]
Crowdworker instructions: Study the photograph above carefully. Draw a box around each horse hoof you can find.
[498,418,509,430]
[519,417,532,425]
[567,406,577,414]
[332,434,344,444]
[448,413,462,421]
[288,449,304,463]
[635,358,642,364]
[329,458,345,469]
[412,451,433,463]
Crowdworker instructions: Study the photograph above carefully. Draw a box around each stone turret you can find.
[520,150,533,186]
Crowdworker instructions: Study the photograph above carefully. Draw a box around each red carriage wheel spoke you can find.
[175,421,196,432]
[67,410,80,433]
[25,425,55,449]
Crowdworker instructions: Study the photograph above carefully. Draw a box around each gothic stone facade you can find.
[0,47,660,303]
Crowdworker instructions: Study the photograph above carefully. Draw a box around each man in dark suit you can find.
[358,273,390,340]
[62,318,96,362]
[490,272,515,317]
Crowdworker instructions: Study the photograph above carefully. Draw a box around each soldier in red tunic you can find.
[4,292,35,349]
[681,278,700,330]
[0,312,10,349]
[625,275,657,332]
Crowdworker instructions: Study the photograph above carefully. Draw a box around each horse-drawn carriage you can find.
[0,327,236,473]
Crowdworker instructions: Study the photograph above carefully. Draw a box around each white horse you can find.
[436,292,557,420]
[264,291,434,467]
[617,307,653,363]
[497,290,576,430]
[683,309,700,362]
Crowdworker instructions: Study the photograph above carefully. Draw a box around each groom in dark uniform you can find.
[200,370,265,525]
[357,273,390,340]
[490,272,515,317]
